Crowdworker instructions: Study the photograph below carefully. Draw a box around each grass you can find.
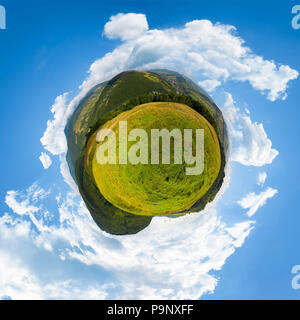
[90,102,221,216]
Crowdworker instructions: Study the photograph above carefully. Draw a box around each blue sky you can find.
[0,0,300,299]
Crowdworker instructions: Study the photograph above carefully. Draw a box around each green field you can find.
[90,102,221,216]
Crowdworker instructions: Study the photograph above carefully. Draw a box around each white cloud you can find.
[39,152,52,169]
[4,185,52,239]
[104,13,149,41]
[96,16,297,102]
[1,181,254,300]
[40,93,69,155]
[0,249,42,300]
[5,191,40,216]
[257,172,267,186]
[223,92,279,166]
[0,243,109,300]
[238,187,278,217]
[238,57,298,101]
[198,79,221,92]
[233,116,279,166]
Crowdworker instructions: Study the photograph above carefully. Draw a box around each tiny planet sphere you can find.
[65,70,228,235]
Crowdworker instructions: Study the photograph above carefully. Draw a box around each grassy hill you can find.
[91,102,221,216]
[65,70,228,235]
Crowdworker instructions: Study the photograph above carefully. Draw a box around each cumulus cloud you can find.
[238,187,278,217]
[39,93,80,189]
[257,172,267,186]
[40,93,69,155]
[97,16,297,102]
[104,13,149,41]
[238,57,297,101]
[1,183,254,300]
[233,116,279,166]
[0,232,109,300]
[39,152,52,169]
[223,92,279,166]
[0,249,42,300]
[198,79,221,92]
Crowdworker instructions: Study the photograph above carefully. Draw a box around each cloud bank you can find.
[1,183,255,300]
